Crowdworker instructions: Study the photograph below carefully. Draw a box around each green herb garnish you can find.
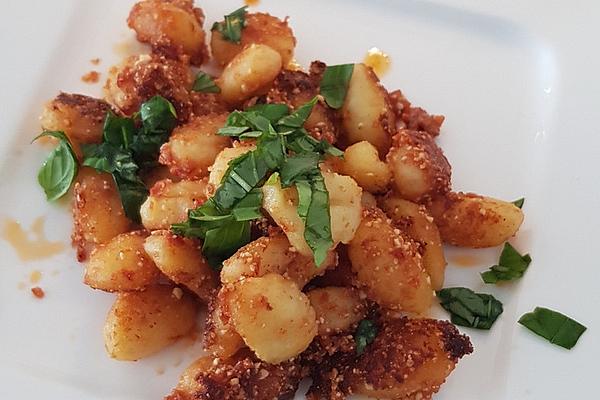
[192,72,221,93]
[82,96,177,222]
[212,6,247,44]
[33,131,78,201]
[173,97,343,267]
[354,319,378,355]
[518,307,586,349]
[437,287,504,330]
[319,64,354,109]
[481,242,532,284]
[512,197,525,208]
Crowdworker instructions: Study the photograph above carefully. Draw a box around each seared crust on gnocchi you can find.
[103,285,198,361]
[84,231,160,292]
[128,0,208,65]
[348,207,433,313]
[140,178,208,230]
[390,89,445,137]
[428,191,524,248]
[143,230,217,302]
[166,350,305,400]
[159,113,230,179]
[211,12,296,67]
[40,93,111,150]
[72,168,131,261]
[387,129,451,202]
[104,54,193,120]
[380,194,447,290]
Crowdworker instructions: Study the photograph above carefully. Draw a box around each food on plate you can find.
[33,1,541,398]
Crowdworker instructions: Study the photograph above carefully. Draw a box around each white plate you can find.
[1,0,599,399]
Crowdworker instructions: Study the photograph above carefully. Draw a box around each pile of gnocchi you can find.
[35,1,526,399]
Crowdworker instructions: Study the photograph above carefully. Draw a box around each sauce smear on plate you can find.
[2,217,65,261]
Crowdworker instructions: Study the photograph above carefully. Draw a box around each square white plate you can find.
[1,0,599,398]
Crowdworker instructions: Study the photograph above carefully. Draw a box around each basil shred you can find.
[192,72,221,93]
[481,242,532,284]
[519,307,586,349]
[437,287,504,330]
[319,64,354,109]
[354,319,378,355]
[211,6,247,44]
[512,197,525,208]
[172,97,343,269]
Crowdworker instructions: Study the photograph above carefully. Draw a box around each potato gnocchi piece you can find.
[40,93,111,151]
[341,141,391,193]
[340,63,395,157]
[104,54,193,120]
[104,285,198,361]
[72,167,131,261]
[211,12,296,67]
[208,142,256,188]
[228,273,317,363]
[143,231,217,302]
[217,44,283,106]
[387,129,451,202]
[261,172,362,258]
[189,91,228,117]
[428,192,524,248]
[348,207,433,313]
[159,113,230,179]
[307,287,366,335]
[221,234,336,287]
[349,318,473,400]
[380,194,447,290]
[128,0,208,65]
[203,287,245,358]
[84,231,160,292]
[140,178,208,230]
[306,317,472,400]
[166,350,304,400]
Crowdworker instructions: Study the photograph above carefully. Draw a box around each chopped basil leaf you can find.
[437,287,504,330]
[518,307,586,349]
[246,103,289,123]
[277,97,318,128]
[202,218,251,267]
[319,64,354,109]
[192,72,221,93]
[354,319,378,355]
[212,6,247,44]
[481,242,532,284]
[512,197,525,208]
[174,98,342,266]
[139,95,177,135]
[279,153,321,187]
[102,111,136,148]
[33,131,78,201]
[82,142,148,222]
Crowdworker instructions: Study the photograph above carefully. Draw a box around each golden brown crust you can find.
[104,54,193,121]
[266,68,339,144]
[40,92,111,150]
[166,350,305,400]
[128,0,208,65]
[303,317,472,400]
[390,90,445,137]
[190,92,229,117]
[387,129,452,202]
[72,168,131,261]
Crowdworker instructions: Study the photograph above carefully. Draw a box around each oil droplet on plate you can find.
[450,254,482,268]
[364,47,391,77]
[30,270,42,284]
[244,0,260,6]
[2,217,65,261]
